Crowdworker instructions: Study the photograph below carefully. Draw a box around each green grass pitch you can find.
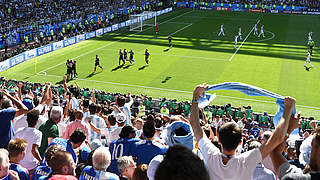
[2,8,320,118]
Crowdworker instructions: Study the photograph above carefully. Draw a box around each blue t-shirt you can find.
[10,163,29,180]
[79,166,119,180]
[0,175,9,180]
[40,138,77,166]
[134,140,166,165]
[0,108,16,148]
[108,138,140,175]
[250,127,261,139]
[32,165,51,180]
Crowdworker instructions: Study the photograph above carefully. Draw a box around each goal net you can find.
[129,11,157,32]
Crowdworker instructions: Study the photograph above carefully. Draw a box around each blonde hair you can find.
[8,138,28,158]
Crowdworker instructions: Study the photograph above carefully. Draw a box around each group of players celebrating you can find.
[65,59,78,80]
[118,49,136,65]
[118,48,151,66]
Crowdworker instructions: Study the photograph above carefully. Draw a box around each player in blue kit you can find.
[108,126,140,175]
[134,120,166,165]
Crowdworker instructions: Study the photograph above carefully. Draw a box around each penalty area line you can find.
[169,23,193,36]
[228,19,260,62]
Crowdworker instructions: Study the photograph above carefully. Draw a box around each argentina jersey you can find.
[89,115,106,142]
[79,166,119,180]
[108,138,140,175]
[134,140,166,165]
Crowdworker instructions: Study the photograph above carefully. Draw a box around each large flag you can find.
[198,82,297,134]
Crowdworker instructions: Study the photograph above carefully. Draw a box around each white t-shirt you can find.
[13,104,44,132]
[198,137,262,180]
[112,101,133,126]
[14,127,42,170]
[109,126,123,142]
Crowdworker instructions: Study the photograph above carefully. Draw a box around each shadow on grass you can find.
[138,65,148,71]
[163,48,170,52]
[111,65,124,72]
[86,71,102,78]
[161,76,172,83]
[123,64,133,69]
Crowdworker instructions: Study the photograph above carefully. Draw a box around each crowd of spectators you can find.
[0,76,319,180]
[0,0,164,62]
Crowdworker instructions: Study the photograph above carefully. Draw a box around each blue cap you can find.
[81,146,91,161]
[22,99,34,110]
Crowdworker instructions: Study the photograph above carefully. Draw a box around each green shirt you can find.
[225,107,232,115]
[57,87,64,96]
[260,115,269,124]
[235,110,243,118]
[210,107,216,116]
[183,104,191,115]
[217,108,224,116]
[160,102,167,108]
[246,109,253,119]
[39,119,59,156]
[144,99,152,110]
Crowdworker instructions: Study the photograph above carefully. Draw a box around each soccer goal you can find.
[129,11,157,32]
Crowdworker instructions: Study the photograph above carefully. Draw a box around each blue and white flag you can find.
[198,82,297,133]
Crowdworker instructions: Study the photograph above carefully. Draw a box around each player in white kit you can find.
[308,32,312,41]
[238,27,242,40]
[258,25,265,37]
[253,24,258,35]
[218,24,225,36]
[234,35,239,49]
[304,51,313,69]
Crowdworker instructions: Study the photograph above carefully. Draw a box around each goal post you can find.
[129,11,157,32]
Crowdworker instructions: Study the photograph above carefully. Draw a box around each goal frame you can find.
[129,11,157,32]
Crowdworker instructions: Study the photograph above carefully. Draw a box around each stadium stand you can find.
[0,75,318,179]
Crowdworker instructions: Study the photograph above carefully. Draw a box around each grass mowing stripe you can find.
[36,73,320,110]
[229,19,260,62]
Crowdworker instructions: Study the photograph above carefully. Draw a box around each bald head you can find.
[92,147,111,170]
[0,149,10,178]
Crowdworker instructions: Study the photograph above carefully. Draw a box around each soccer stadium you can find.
[0,0,319,180]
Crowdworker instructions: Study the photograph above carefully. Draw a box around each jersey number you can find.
[112,144,124,160]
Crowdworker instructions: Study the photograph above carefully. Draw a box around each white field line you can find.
[170,23,193,36]
[247,30,275,43]
[39,10,195,74]
[101,48,225,61]
[35,73,320,110]
[228,20,260,62]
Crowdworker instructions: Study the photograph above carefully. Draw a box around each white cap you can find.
[116,113,126,123]
[147,155,164,180]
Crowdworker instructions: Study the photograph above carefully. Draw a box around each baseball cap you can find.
[80,145,91,161]
[116,113,126,123]
[22,98,34,110]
